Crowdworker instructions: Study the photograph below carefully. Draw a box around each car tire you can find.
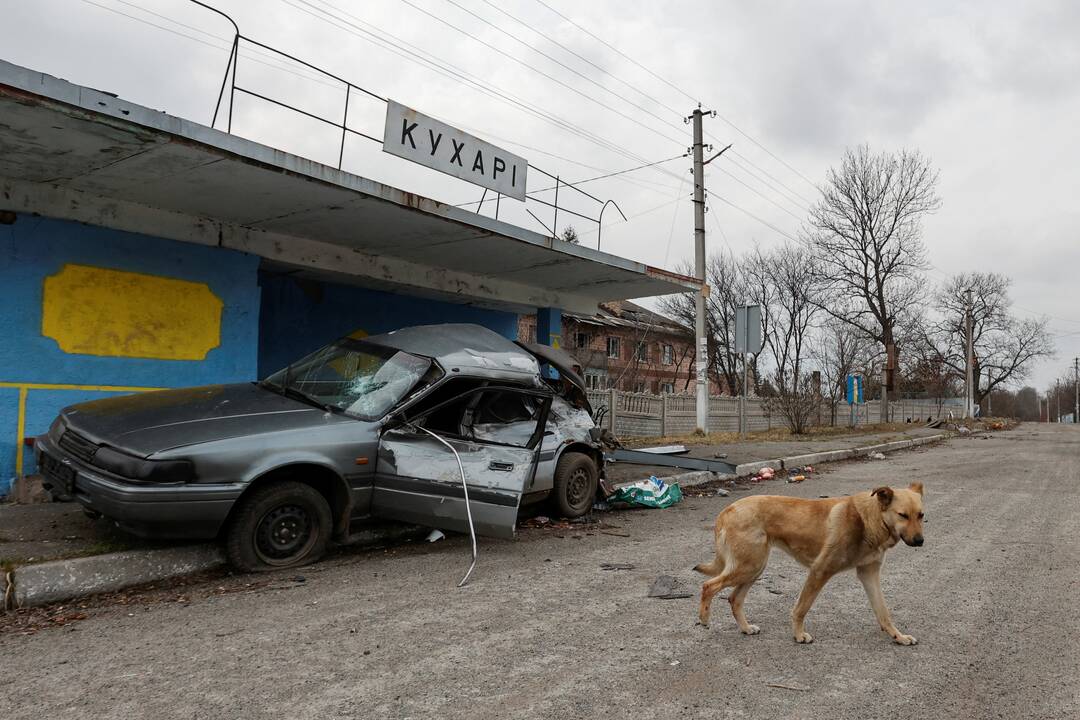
[552,452,598,518]
[225,480,332,572]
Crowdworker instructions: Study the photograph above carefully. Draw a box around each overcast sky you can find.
[4,0,1079,392]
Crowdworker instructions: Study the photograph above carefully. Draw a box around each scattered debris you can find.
[767,588,783,595]
[752,467,776,482]
[669,660,681,667]
[600,562,635,571]
[958,426,971,435]
[609,476,683,509]
[766,681,810,692]
[786,475,806,484]
[592,501,611,512]
[534,516,551,526]
[600,529,631,538]
[648,575,693,599]
[713,453,728,459]
[425,529,446,543]
[868,452,887,460]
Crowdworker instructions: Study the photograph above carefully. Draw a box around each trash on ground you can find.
[592,501,611,512]
[426,529,446,543]
[609,476,683,509]
[669,660,681,667]
[647,575,693,599]
[713,453,728,459]
[786,474,806,484]
[600,562,636,571]
[958,426,971,435]
[752,467,775,482]
[869,452,886,460]
[600,529,631,537]
[803,465,813,473]
[766,680,810,692]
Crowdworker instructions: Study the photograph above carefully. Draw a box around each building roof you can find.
[0,60,699,315]
[566,300,691,336]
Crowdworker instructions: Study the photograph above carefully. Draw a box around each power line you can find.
[288,0,659,167]
[578,193,692,237]
[440,0,688,141]
[711,165,806,223]
[527,154,688,195]
[532,0,700,106]
[709,193,801,244]
[79,0,341,92]
[478,0,686,122]
[533,0,819,192]
[399,0,687,147]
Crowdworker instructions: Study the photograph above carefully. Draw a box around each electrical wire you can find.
[288,0,661,167]
[441,0,688,140]
[532,0,820,193]
[399,0,686,148]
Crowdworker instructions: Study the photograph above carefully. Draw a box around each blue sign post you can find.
[846,374,863,426]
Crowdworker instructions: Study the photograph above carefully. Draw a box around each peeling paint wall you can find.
[0,214,261,494]
[256,273,519,379]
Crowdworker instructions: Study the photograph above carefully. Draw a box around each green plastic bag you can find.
[609,476,683,509]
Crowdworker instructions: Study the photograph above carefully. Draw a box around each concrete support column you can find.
[536,307,562,348]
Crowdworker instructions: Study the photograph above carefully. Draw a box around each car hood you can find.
[61,383,349,457]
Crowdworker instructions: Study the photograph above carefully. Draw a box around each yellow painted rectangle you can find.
[42,264,223,361]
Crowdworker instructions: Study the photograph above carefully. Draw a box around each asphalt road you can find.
[3,424,1079,719]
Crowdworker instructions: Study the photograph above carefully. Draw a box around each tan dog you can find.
[695,483,925,645]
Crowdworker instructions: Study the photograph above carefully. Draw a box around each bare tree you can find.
[748,243,820,395]
[926,272,1054,403]
[807,145,941,401]
[812,315,872,424]
[657,253,745,395]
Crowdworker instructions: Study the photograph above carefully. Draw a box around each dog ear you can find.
[909,481,924,496]
[872,486,894,508]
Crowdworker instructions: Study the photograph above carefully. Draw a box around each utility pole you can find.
[964,289,975,419]
[691,107,708,434]
[687,107,729,434]
[1074,357,1078,424]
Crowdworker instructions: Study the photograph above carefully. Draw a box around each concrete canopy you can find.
[0,61,699,315]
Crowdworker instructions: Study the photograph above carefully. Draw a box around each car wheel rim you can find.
[566,466,592,509]
[254,503,317,566]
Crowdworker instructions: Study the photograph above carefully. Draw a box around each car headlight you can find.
[92,446,196,483]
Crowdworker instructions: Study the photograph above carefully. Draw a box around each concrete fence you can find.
[587,390,965,439]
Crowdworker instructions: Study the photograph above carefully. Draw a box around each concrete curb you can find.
[624,433,949,492]
[8,523,427,609]
[12,545,225,608]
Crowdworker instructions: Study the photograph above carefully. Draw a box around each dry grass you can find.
[622,422,920,448]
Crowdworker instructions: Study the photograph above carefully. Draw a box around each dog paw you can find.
[892,633,917,646]
[794,631,814,644]
[741,625,761,635]
[695,620,710,629]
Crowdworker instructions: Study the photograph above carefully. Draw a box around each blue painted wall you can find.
[0,214,262,494]
[257,273,520,378]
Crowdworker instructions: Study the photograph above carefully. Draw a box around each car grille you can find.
[58,430,100,464]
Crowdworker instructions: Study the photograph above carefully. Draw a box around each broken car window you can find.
[263,339,431,421]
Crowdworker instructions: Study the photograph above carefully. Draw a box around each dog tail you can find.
[693,557,724,576]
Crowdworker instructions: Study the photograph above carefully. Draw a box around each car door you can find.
[372,386,552,538]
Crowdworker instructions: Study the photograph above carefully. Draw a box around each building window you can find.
[661,344,674,365]
[634,343,648,362]
[574,332,588,349]
[632,382,647,393]
[584,369,607,390]
[606,337,620,359]
[660,382,675,394]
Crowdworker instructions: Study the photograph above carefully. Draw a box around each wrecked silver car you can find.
[34,324,604,571]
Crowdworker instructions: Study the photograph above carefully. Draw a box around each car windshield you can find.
[263,339,432,420]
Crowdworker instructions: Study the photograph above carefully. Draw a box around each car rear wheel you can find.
[552,452,598,518]
[226,480,331,572]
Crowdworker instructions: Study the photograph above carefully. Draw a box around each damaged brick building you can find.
[519,301,719,394]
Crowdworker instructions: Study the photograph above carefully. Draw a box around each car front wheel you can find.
[552,452,598,518]
[226,480,332,572]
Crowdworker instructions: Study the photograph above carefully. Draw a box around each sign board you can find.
[735,304,762,354]
[383,100,528,201]
[846,374,864,404]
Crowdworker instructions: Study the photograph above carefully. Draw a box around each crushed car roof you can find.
[365,324,541,377]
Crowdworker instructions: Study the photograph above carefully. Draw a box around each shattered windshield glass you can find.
[263,339,432,420]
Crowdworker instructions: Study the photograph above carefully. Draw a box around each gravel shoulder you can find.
[2,424,1078,720]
